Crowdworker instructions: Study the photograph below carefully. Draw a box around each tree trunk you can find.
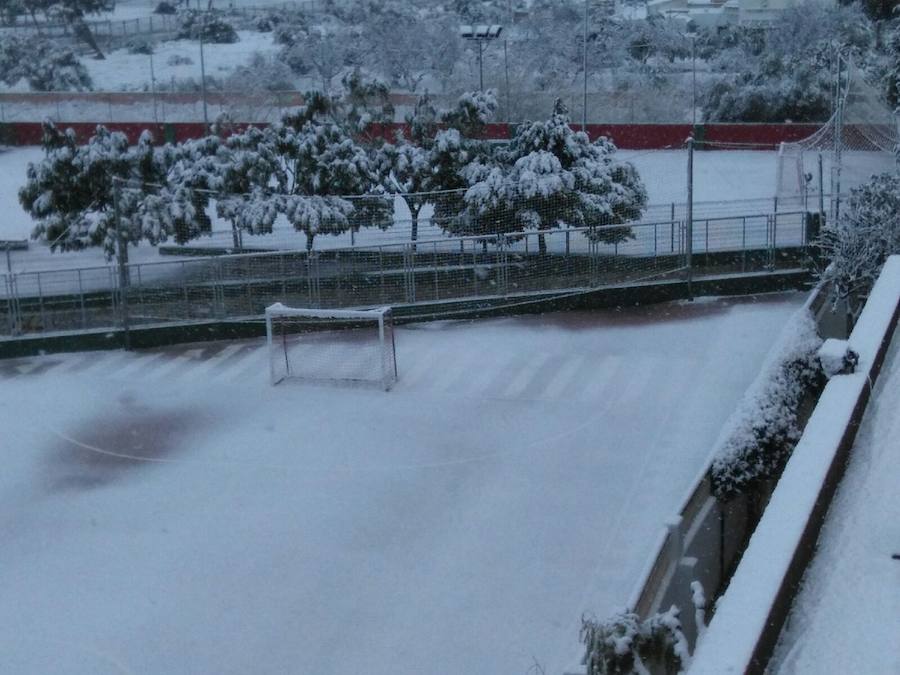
[538,233,547,255]
[306,232,315,252]
[231,223,241,250]
[73,18,105,60]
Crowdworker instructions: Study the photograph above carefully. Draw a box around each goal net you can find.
[265,304,398,390]
[776,56,899,217]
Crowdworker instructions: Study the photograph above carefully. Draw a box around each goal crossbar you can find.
[265,303,398,390]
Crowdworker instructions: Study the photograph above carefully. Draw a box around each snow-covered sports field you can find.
[0,294,805,674]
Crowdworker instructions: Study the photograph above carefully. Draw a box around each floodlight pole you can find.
[199,15,210,131]
[478,40,485,91]
[582,0,588,131]
[691,35,697,127]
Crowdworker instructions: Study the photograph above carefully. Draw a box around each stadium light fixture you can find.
[460,24,504,91]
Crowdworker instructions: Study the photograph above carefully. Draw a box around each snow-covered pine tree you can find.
[270,106,389,251]
[0,36,92,91]
[19,123,207,258]
[458,99,647,250]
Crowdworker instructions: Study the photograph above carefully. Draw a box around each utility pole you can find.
[691,34,697,127]
[686,136,694,300]
[582,0,589,131]
[504,39,511,123]
[833,51,844,222]
[199,14,210,130]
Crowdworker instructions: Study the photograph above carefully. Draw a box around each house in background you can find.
[644,0,828,28]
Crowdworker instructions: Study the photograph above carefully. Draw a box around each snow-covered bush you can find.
[0,36,92,92]
[153,1,177,15]
[166,54,193,66]
[176,10,239,44]
[581,607,690,675]
[818,173,900,302]
[224,52,295,92]
[126,39,154,55]
[710,309,824,501]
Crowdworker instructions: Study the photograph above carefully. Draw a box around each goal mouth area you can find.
[265,304,398,390]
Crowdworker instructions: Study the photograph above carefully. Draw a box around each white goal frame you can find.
[265,303,398,390]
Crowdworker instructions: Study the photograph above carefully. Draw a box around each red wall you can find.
[0,121,825,150]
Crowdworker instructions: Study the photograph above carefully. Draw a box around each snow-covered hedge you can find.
[709,308,824,501]
[581,607,690,675]
[176,10,239,44]
[819,173,900,303]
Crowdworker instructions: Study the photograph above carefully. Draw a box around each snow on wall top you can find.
[689,255,900,674]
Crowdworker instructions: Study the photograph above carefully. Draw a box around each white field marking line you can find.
[14,361,42,375]
[110,351,166,380]
[172,343,243,382]
[390,342,440,389]
[460,349,521,396]
[210,344,266,383]
[501,352,555,399]
[142,354,196,382]
[50,354,93,374]
[67,350,132,377]
[429,347,485,392]
[617,356,660,406]
[49,388,605,475]
[558,364,686,666]
[223,348,269,383]
[578,354,624,403]
[541,354,588,400]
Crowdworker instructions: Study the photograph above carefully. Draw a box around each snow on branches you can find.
[0,36,92,92]
[457,99,647,244]
[709,308,824,501]
[581,607,690,675]
[818,172,900,302]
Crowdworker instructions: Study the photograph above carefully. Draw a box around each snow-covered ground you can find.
[0,293,805,675]
[84,31,281,93]
[769,329,900,674]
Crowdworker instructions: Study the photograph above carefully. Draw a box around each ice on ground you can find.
[0,294,805,675]
[770,329,900,674]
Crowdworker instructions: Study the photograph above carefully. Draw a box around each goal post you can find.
[265,303,398,390]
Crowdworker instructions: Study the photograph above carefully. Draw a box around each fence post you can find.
[78,268,87,329]
[685,137,694,300]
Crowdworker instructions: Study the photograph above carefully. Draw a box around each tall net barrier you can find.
[265,304,398,390]
[776,57,899,216]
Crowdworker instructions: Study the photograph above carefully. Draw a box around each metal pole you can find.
[478,40,484,91]
[686,136,694,300]
[818,153,825,221]
[833,52,844,222]
[150,51,159,124]
[504,39,511,124]
[113,181,131,350]
[691,36,697,127]
[199,18,210,130]
[582,0,588,131]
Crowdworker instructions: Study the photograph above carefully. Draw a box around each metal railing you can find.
[0,211,812,340]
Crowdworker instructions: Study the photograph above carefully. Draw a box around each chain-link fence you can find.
[0,210,812,340]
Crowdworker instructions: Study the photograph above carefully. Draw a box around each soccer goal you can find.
[265,303,398,390]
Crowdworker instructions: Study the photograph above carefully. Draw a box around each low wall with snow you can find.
[689,256,900,674]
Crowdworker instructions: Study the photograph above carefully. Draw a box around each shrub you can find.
[581,607,690,675]
[153,1,177,15]
[166,54,194,66]
[710,309,824,501]
[176,10,239,44]
[126,39,154,55]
